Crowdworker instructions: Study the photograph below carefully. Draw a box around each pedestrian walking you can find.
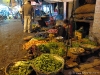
[22,1,33,33]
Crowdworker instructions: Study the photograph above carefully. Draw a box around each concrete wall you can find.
[92,0,100,44]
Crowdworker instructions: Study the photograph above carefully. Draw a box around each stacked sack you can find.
[74,1,96,20]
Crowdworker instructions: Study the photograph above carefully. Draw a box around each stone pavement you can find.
[71,57,100,75]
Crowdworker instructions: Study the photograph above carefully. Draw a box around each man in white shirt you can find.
[22,1,33,33]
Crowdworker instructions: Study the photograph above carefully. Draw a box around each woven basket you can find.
[5,62,15,75]
[0,70,5,75]
[79,44,97,50]
[32,54,64,75]
[5,60,33,75]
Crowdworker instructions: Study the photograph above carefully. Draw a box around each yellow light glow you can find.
[3,0,10,6]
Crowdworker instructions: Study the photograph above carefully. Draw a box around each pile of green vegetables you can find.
[71,38,97,48]
[81,38,97,46]
[7,61,33,75]
[32,54,64,74]
[37,42,66,56]
[72,41,80,47]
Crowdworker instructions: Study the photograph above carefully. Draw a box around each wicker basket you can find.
[5,60,33,75]
[5,62,14,75]
[0,70,5,75]
[79,44,97,50]
[32,54,64,75]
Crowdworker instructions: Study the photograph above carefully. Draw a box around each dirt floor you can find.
[0,19,33,70]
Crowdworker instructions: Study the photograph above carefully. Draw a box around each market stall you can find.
[4,24,100,75]
[4,0,100,75]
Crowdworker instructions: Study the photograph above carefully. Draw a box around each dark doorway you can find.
[75,22,90,38]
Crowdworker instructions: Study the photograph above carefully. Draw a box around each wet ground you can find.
[0,19,100,75]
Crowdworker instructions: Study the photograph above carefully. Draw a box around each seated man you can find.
[55,19,72,40]
[62,19,72,40]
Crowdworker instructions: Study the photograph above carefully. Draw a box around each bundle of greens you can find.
[37,42,66,57]
[6,61,33,75]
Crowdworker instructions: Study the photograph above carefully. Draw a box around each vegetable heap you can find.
[81,38,97,46]
[37,42,66,56]
[32,54,63,74]
[72,41,80,47]
[7,61,33,75]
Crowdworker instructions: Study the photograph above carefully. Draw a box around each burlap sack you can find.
[74,4,95,14]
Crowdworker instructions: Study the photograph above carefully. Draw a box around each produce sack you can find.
[74,4,95,14]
